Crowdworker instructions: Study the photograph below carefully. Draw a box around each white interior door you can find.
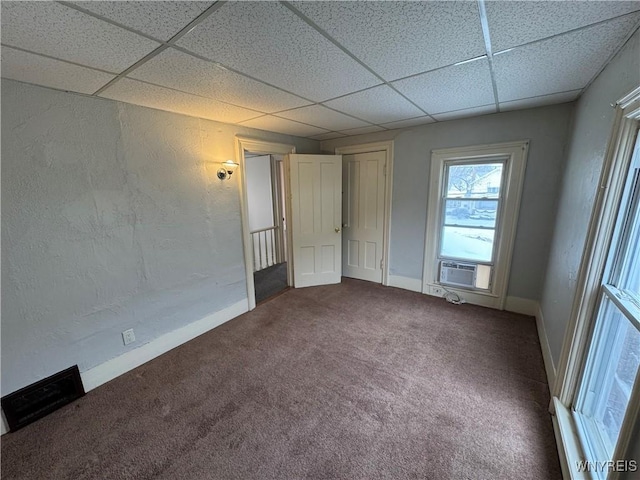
[288,154,342,287]
[342,151,386,283]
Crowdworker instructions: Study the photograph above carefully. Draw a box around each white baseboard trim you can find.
[536,304,557,390]
[387,275,422,293]
[0,300,247,436]
[504,296,539,316]
[80,299,248,392]
[1,413,8,435]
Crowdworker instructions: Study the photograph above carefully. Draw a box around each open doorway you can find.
[237,138,351,306]
[245,152,289,304]
[236,137,296,310]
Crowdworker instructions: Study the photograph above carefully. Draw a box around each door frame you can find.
[235,136,296,311]
[270,156,286,265]
[335,141,394,286]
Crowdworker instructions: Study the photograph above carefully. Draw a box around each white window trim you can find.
[551,85,640,480]
[422,140,529,309]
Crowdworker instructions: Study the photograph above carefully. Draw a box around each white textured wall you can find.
[321,103,574,301]
[539,29,640,366]
[1,79,318,395]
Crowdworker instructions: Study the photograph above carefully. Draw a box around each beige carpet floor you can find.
[1,279,561,479]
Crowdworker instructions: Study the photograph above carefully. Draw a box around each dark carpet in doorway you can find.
[254,262,288,304]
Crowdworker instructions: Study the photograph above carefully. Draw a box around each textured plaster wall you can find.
[1,79,318,395]
[322,103,574,300]
[540,29,640,367]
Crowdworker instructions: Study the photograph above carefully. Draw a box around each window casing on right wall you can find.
[552,86,640,480]
[572,131,640,479]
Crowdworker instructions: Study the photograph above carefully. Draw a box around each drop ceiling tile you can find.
[500,90,581,112]
[381,116,436,130]
[1,47,116,95]
[494,14,640,102]
[290,1,486,81]
[128,48,310,113]
[1,1,160,73]
[240,116,328,138]
[70,1,213,41]
[432,105,496,122]
[487,1,640,52]
[310,132,348,141]
[392,58,495,114]
[324,86,424,124]
[339,126,387,136]
[276,105,370,131]
[98,78,261,124]
[176,1,380,101]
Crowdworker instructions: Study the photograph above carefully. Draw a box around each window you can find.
[423,141,528,309]
[573,133,640,478]
[550,88,640,480]
[440,160,505,265]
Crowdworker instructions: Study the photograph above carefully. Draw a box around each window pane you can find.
[444,199,498,228]
[618,171,640,298]
[575,295,640,458]
[446,163,503,198]
[441,226,495,262]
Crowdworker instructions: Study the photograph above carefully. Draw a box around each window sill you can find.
[423,282,502,309]
[553,397,590,480]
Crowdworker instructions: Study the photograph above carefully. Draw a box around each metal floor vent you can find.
[2,365,85,432]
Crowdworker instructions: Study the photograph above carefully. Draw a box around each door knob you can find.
[335,227,341,233]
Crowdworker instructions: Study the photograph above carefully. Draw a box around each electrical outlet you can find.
[122,329,135,346]
[429,285,445,297]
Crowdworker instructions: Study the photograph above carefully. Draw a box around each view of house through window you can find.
[441,161,504,263]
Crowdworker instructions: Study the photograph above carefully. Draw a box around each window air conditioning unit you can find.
[439,261,477,288]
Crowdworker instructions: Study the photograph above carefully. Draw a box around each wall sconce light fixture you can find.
[217,160,240,180]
